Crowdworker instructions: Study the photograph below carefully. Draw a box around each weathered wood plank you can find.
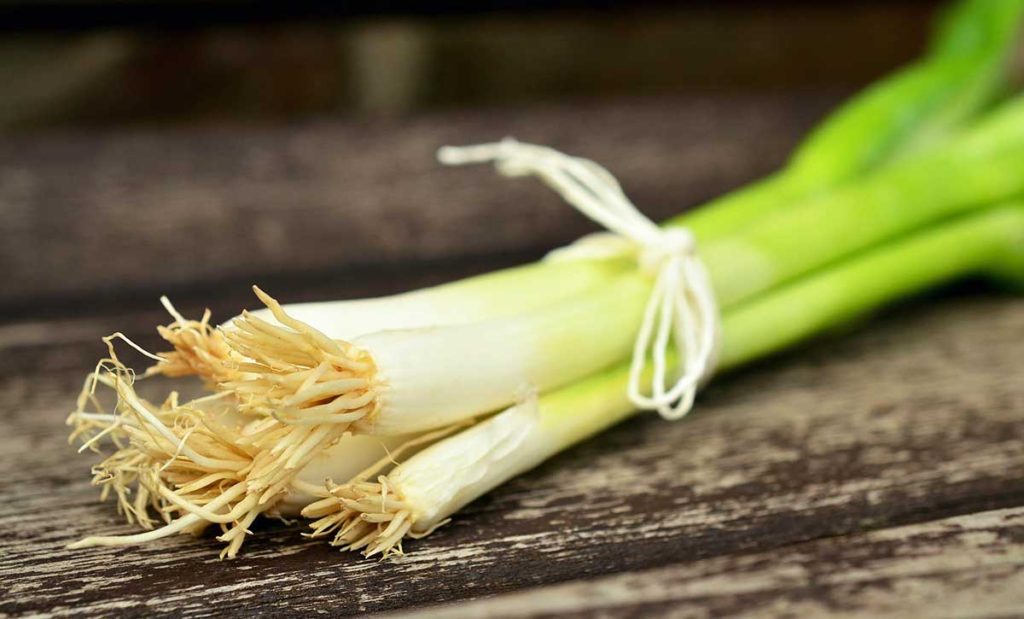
[399,506,1024,618]
[0,93,837,310]
[1,293,1022,616]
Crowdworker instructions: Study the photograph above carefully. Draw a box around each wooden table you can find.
[2,94,1022,617]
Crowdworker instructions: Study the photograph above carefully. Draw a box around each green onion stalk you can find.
[67,0,1024,557]
[682,0,1024,238]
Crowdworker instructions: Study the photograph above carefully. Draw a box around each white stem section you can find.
[244,258,630,340]
[393,399,545,529]
[357,274,649,435]
[394,366,636,532]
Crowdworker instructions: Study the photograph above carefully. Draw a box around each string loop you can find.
[438,138,719,420]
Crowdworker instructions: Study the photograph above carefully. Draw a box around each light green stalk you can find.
[677,0,1024,239]
[543,202,1024,461]
[250,256,635,340]
[487,93,1024,399]
[704,92,1024,306]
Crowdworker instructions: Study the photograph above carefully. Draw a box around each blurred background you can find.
[0,0,947,323]
[1,1,937,128]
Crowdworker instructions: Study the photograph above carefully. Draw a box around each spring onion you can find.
[69,95,1024,556]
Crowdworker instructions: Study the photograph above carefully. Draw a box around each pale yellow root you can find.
[147,297,233,384]
[68,336,349,558]
[69,349,266,556]
[303,478,416,558]
[301,424,464,558]
[221,286,379,426]
[68,370,184,530]
[69,290,390,557]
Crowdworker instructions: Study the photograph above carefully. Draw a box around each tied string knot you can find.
[438,138,719,421]
[638,227,695,275]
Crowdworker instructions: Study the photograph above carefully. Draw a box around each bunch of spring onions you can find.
[69,0,1024,559]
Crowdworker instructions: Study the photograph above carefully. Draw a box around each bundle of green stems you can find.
[68,0,1024,559]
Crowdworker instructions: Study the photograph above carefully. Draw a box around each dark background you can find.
[0,1,938,129]
[0,0,948,320]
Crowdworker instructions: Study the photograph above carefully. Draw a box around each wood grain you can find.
[1,88,1021,617]
[1,292,1022,617]
[400,506,1024,618]
[0,93,837,311]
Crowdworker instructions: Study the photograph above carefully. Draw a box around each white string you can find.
[437,137,719,420]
